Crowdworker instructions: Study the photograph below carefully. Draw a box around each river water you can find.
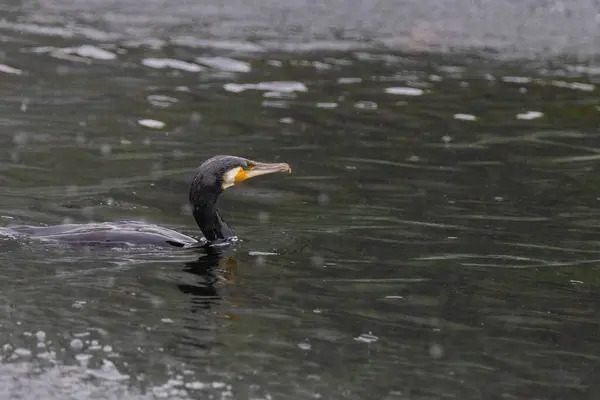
[1,1,600,399]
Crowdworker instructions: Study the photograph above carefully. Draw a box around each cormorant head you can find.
[189,155,291,244]
[189,155,291,206]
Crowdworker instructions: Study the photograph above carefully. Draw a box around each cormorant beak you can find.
[234,161,292,184]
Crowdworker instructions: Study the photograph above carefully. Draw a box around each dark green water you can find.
[2,2,600,399]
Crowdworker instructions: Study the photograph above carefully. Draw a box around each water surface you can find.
[1,3,600,400]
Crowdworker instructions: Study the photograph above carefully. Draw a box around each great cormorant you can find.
[3,155,292,248]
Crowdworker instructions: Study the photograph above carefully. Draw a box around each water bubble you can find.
[56,65,70,76]
[190,112,202,123]
[81,206,95,220]
[62,217,74,225]
[279,117,293,124]
[255,255,266,266]
[150,161,164,178]
[20,99,28,112]
[75,132,86,145]
[180,203,193,215]
[317,193,330,205]
[161,318,173,324]
[310,255,324,267]
[258,211,270,223]
[120,139,132,145]
[35,331,46,342]
[171,149,185,160]
[70,338,84,351]
[441,135,452,143]
[429,343,444,359]
[100,144,112,156]
[519,87,528,94]
[13,132,28,147]
[66,185,78,196]
[106,197,115,206]
[103,345,113,353]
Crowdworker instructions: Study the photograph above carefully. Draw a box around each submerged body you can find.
[1,155,291,249]
[5,221,204,248]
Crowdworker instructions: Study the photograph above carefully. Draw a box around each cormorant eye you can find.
[242,161,256,171]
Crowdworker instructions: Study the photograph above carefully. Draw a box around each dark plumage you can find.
[4,155,291,249]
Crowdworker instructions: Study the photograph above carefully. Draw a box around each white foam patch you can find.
[551,80,595,92]
[138,119,165,129]
[147,95,179,108]
[14,348,32,357]
[567,65,600,75]
[262,91,297,98]
[337,77,362,84]
[516,111,543,120]
[354,333,379,343]
[224,81,307,93]
[0,20,120,41]
[171,37,265,52]
[141,58,203,72]
[384,87,424,96]
[316,102,338,109]
[248,251,279,256]
[453,113,477,121]
[64,45,116,60]
[194,56,251,72]
[0,64,23,75]
[502,76,532,84]
[0,360,143,398]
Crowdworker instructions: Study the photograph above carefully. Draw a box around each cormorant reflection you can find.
[176,245,239,312]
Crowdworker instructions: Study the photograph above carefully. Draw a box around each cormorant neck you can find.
[191,191,236,244]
